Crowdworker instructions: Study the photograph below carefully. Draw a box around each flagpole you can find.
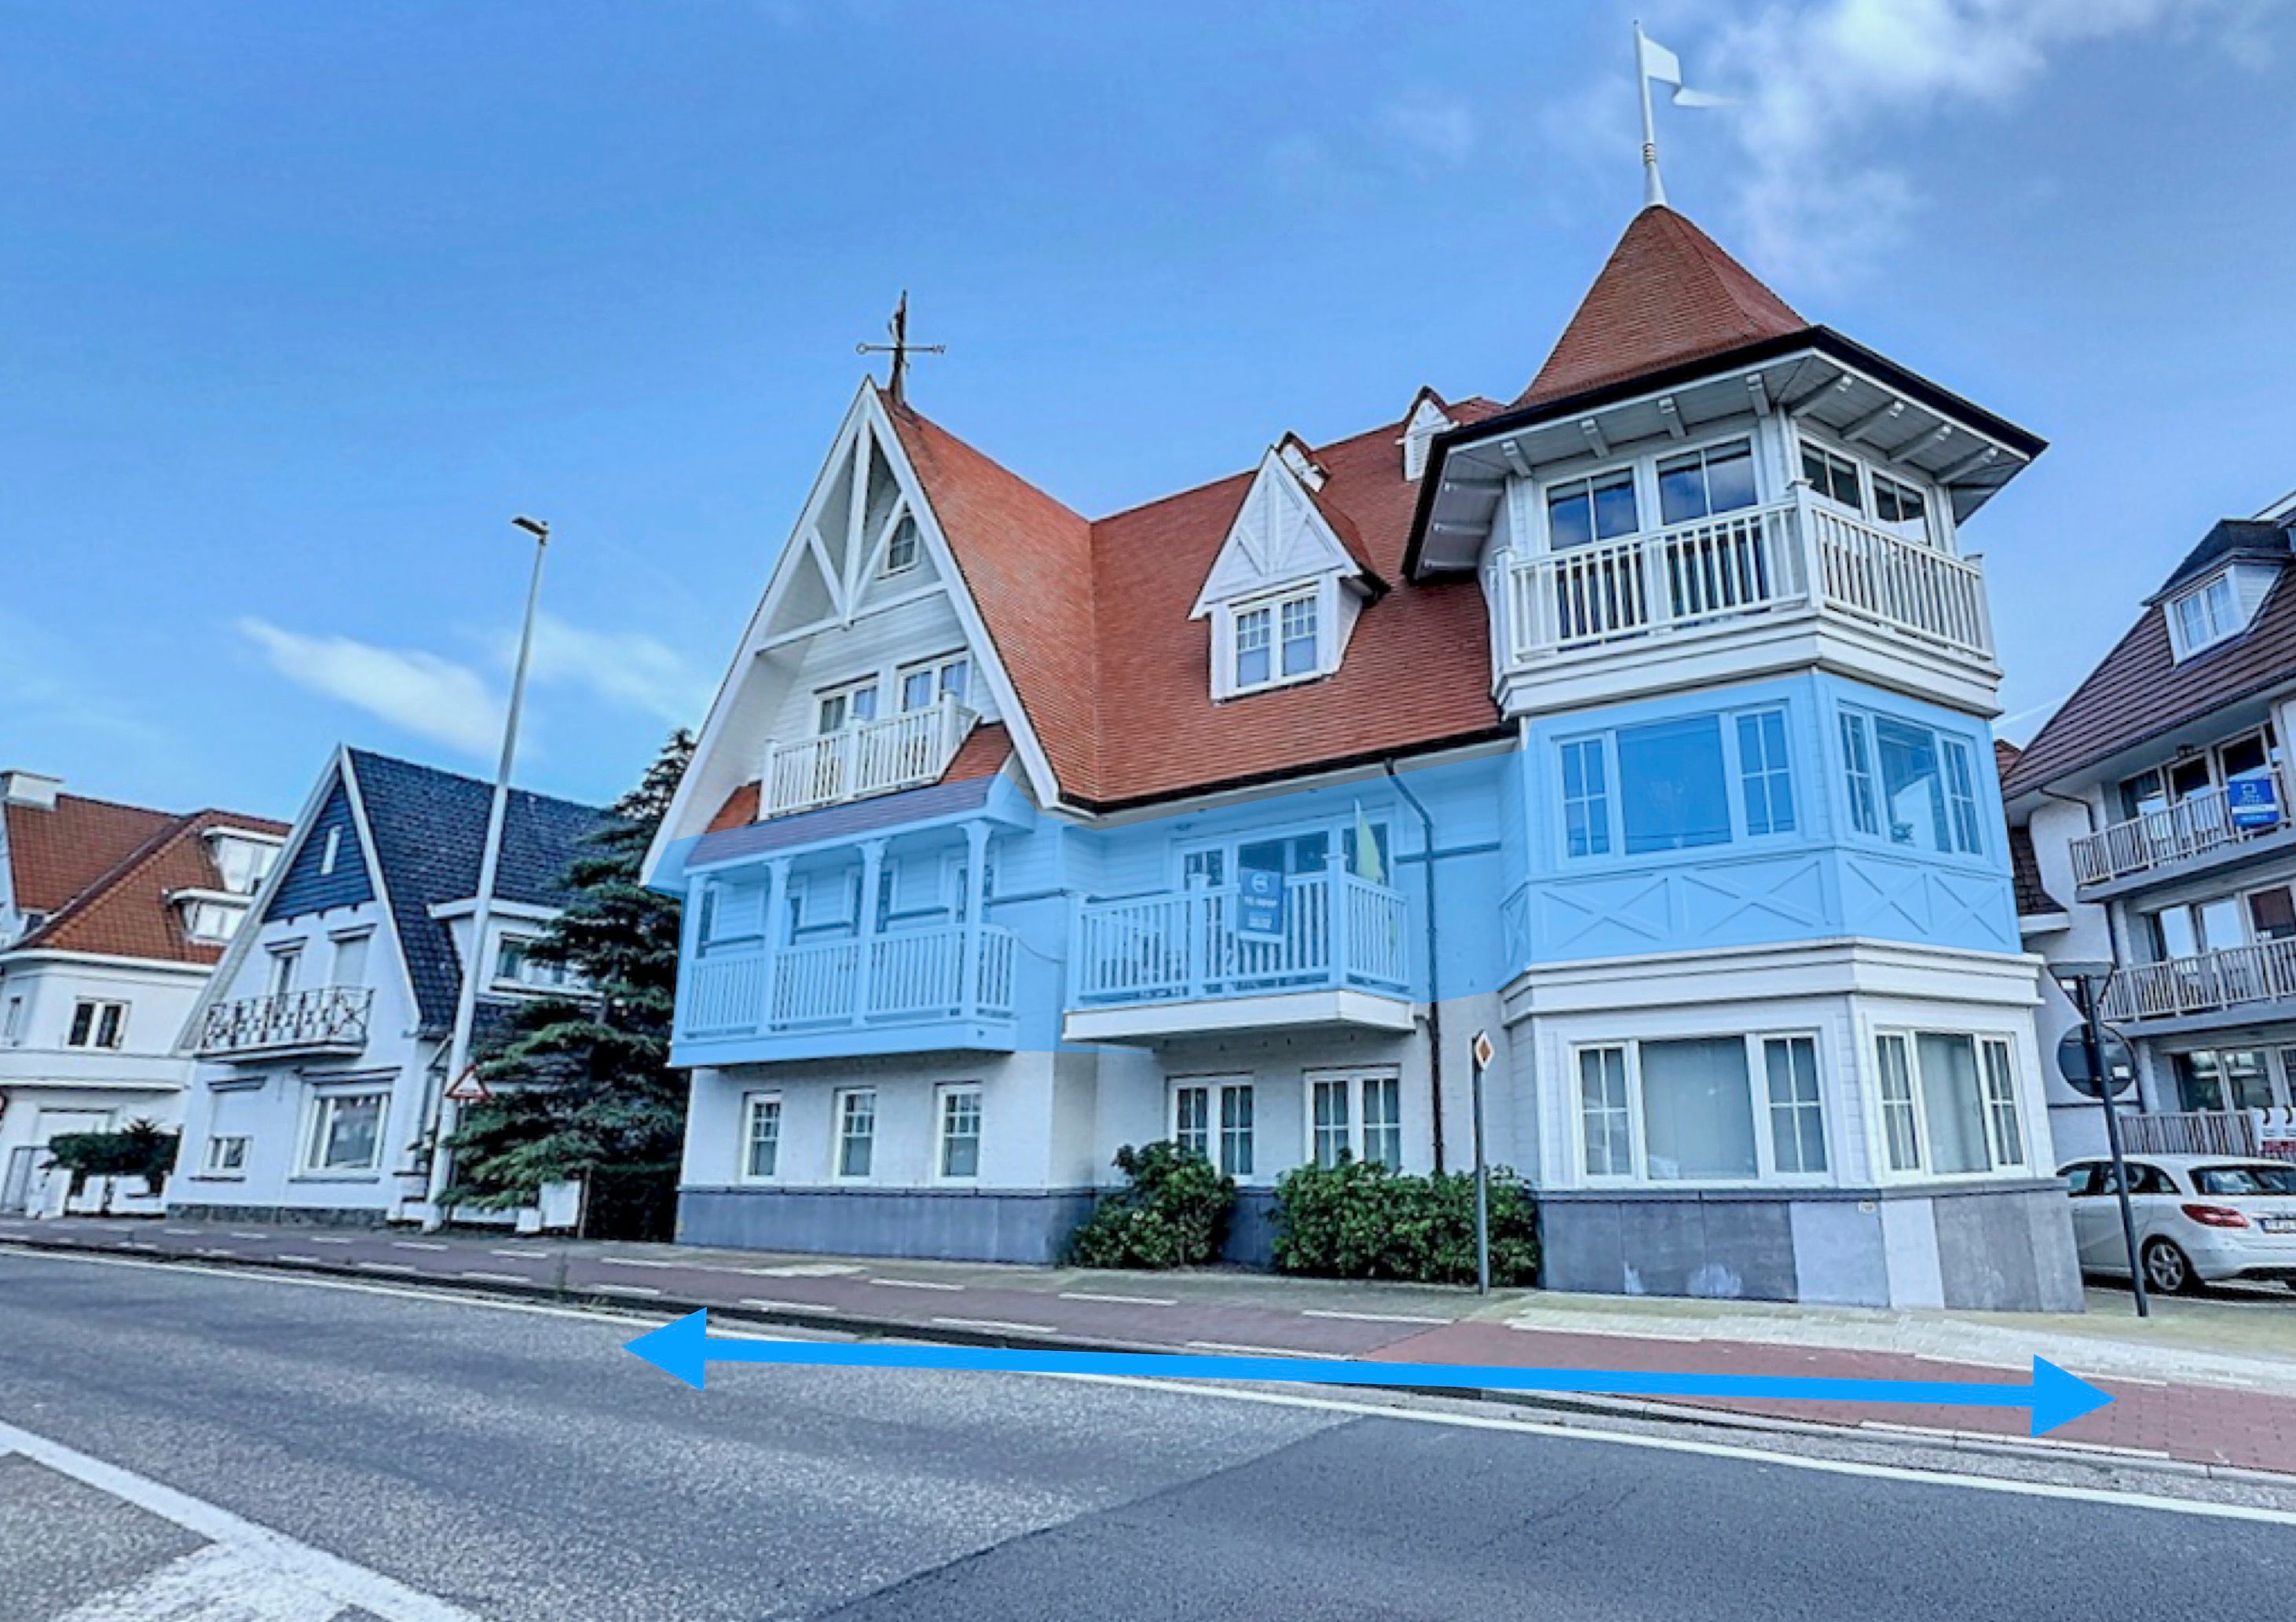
[1635,20,1665,208]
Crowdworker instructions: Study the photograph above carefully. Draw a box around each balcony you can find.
[2070,771,2294,892]
[1496,496,1992,679]
[677,922,1017,1058]
[1065,870,1413,1042]
[196,986,374,1058]
[2101,940,2296,1030]
[762,697,976,818]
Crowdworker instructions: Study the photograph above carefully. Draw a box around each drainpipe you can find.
[1383,760,1445,1173]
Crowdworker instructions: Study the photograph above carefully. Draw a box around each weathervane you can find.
[857,290,944,407]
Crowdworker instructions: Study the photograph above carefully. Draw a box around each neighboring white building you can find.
[2005,498,2296,1166]
[0,768,286,1214]
[167,747,606,1226]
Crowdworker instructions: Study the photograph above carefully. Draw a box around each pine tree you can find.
[443,729,693,1217]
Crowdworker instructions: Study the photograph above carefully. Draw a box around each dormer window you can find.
[2170,571,2241,659]
[1231,588,1321,694]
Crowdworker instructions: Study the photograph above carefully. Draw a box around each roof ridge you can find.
[880,393,1093,525]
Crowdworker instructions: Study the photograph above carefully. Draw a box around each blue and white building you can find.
[646,203,2081,1309]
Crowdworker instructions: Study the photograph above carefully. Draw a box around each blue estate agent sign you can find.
[1236,865,1287,942]
[2228,775,2282,832]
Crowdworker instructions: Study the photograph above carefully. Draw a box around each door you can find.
[2,1146,38,1214]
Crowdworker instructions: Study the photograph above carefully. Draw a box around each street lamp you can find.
[421,515,550,1230]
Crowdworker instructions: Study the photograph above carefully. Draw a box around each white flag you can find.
[1639,31,1730,108]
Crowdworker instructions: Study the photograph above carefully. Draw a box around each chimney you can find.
[1,771,63,811]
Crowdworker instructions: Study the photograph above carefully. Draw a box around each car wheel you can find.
[2141,1238,2201,1296]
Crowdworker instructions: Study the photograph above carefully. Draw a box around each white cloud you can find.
[1379,92,1478,169]
[521,613,713,729]
[239,618,504,756]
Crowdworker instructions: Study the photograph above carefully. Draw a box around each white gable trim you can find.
[1189,449,1361,621]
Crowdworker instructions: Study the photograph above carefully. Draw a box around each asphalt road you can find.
[4,1248,2293,1622]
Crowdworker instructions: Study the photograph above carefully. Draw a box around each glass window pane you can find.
[1363,1075,1403,1168]
[1174,1086,1210,1158]
[1657,455,1707,526]
[745,1097,781,1178]
[1915,1034,1989,1173]
[1547,485,1594,551]
[1618,716,1731,854]
[1941,738,1983,854]
[1312,1078,1349,1169]
[1877,1034,1921,1171]
[1706,444,1756,513]
[1979,1042,2024,1169]
[1874,716,1950,851]
[1764,1036,1826,1173]
[1236,608,1272,688]
[941,1090,980,1178]
[1220,1086,1255,1177]
[1639,1038,1757,1181]
[1280,595,1319,677]
[1562,738,1611,858]
[1579,1047,1632,1177]
[1591,471,1640,540]
[1841,714,1880,836]
[1737,711,1795,837]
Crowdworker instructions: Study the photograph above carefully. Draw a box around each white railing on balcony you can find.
[679,923,1017,1042]
[2101,939,2296,1024]
[761,695,976,818]
[2118,1110,2276,1159]
[1500,496,1994,668]
[2070,771,2292,888]
[196,986,374,1056]
[1070,870,1410,1008]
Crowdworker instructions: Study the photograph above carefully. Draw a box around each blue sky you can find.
[3,0,2290,819]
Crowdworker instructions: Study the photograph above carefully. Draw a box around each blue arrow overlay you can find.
[624,1310,2115,1437]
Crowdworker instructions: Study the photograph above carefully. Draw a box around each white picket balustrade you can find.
[2070,771,2291,888]
[1071,871,1410,1007]
[2102,939,2296,1024]
[760,697,976,818]
[1807,504,1991,657]
[679,924,1018,1039]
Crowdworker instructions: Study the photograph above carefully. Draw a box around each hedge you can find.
[1272,1157,1540,1287]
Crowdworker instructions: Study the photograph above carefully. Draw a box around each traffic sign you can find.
[2056,1027,2135,1100]
[1470,1030,1496,1071]
[444,1066,493,1105]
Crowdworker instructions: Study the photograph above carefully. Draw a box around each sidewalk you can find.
[10,1212,2296,1480]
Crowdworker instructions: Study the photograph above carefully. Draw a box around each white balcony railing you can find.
[2117,1109,2291,1159]
[2070,770,2293,889]
[196,986,374,1057]
[679,922,1016,1041]
[1499,496,1993,669]
[1070,870,1410,1009]
[2101,939,2296,1024]
[761,695,976,818]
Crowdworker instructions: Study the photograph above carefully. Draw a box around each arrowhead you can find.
[2027,1357,2113,1436]
[624,1309,711,1389]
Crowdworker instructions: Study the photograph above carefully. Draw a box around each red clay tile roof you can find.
[1518,206,1809,408]
[4,793,177,915]
[2004,564,2296,796]
[13,805,288,965]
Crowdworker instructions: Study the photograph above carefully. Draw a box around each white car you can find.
[2060,1154,2296,1294]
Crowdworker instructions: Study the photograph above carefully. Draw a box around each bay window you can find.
[1838,708,1985,855]
[1870,1032,2024,1177]
[1558,705,1796,860]
[1655,439,1757,526]
[1575,1033,1829,1184]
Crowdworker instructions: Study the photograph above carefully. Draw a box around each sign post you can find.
[2058,964,2148,1319]
[1470,1029,1495,1296]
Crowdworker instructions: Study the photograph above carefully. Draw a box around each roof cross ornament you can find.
[857,290,944,408]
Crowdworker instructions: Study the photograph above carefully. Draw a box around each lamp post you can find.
[421,514,549,1231]
[2057,961,2148,1319]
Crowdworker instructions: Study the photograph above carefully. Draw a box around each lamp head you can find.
[511,514,549,542]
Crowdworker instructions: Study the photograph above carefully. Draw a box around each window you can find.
[495,935,572,989]
[1174,1080,1254,1175]
[1840,711,1984,855]
[742,1093,782,1180]
[1640,1037,1760,1181]
[1578,1046,1632,1177]
[2193,1163,2296,1196]
[185,900,242,943]
[1736,711,1796,837]
[1618,716,1730,855]
[2250,886,2296,943]
[1871,472,1928,539]
[1220,1084,1255,1177]
[2172,1049,2272,1112]
[319,826,342,877]
[1308,1071,1402,1169]
[882,515,921,576]
[1235,604,1273,689]
[816,680,879,735]
[899,653,969,712]
[65,999,128,1050]
[1656,439,1758,526]
[2,995,22,1044]
[939,1086,982,1179]
[1764,1036,1827,1173]
[267,946,302,998]
[1561,738,1609,858]
[1872,1031,2025,1176]
[1174,1084,1212,1160]
[1232,591,1319,694]
[304,1091,386,1173]
[2148,895,2243,961]
[1547,468,1639,550]
[203,1135,249,1177]
[331,932,371,988]
[1280,595,1318,679]
[1800,441,1862,511]
[2170,571,2241,657]
[835,1089,877,1179]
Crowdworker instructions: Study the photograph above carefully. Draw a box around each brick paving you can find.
[11,1214,2296,1478]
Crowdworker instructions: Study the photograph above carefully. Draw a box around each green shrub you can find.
[1273,1158,1539,1287]
[1068,1141,1235,1269]
[44,1119,180,1196]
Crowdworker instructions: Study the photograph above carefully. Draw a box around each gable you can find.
[265,776,375,921]
[1191,452,1362,616]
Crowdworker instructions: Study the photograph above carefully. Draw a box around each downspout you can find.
[1384,760,1445,1173]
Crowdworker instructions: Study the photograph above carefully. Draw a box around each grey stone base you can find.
[1539,1182,2084,1312]
[161,1203,390,1228]
[679,1186,1100,1265]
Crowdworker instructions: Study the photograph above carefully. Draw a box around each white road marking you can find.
[55,1542,341,1622]
[932,1316,1056,1335]
[867,1276,964,1291]
[1186,1340,1317,1358]
[599,1255,682,1269]
[459,1271,534,1285]
[493,1247,551,1258]
[1059,1291,1178,1307]
[308,1236,354,1245]
[392,1240,450,1251]
[742,1297,841,1314]
[1302,1308,1453,1326]
[0,1417,484,1621]
[162,1226,199,1235]
[738,1261,865,1277]
[595,1283,662,1298]
[12,1244,2294,1528]
[275,1253,324,1265]
[356,1261,419,1275]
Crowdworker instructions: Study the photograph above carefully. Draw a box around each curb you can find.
[11,1231,2291,1494]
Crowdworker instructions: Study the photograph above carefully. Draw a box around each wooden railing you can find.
[761,695,976,818]
[1499,496,1994,668]
[2101,939,2296,1023]
[679,923,1016,1041]
[196,986,374,1056]
[1070,870,1410,1008]
[2070,770,2292,888]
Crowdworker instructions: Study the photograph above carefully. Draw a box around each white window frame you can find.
[1214,581,1331,701]
[881,514,922,577]
[833,1087,877,1182]
[740,1092,782,1183]
[1652,436,1760,529]
[896,651,971,714]
[1869,1028,2027,1181]
[2168,569,2243,659]
[203,1134,250,1177]
[936,1083,983,1181]
[1170,1077,1256,1181]
[1571,1031,1833,1187]
[1836,706,1987,858]
[65,998,129,1051]
[319,826,342,877]
[815,677,881,736]
[4,994,26,1045]
[301,1088,389,1176]
[1305,1069,1404,1170]
[266,944,302,998]
[1172,815,1392,893]
[1555,702,1798,863]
